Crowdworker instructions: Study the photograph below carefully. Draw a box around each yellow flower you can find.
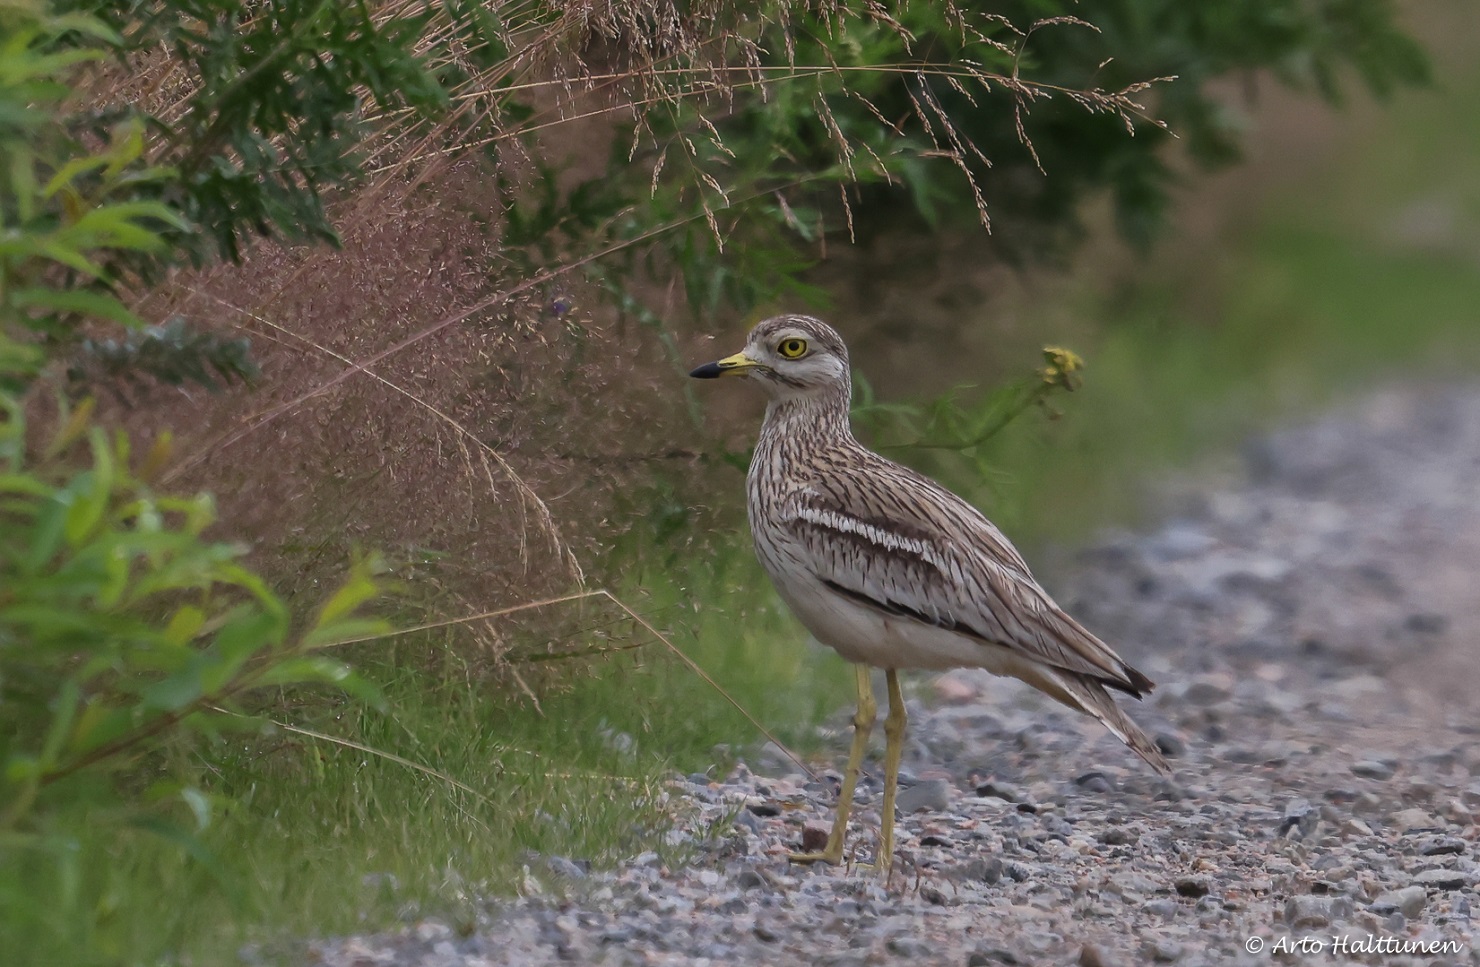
[1039,346,1084,391]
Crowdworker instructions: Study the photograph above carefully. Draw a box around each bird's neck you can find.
[749,384,856,504]
[760,383,856,450]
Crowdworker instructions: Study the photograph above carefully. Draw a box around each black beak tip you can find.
[689,362,724,379]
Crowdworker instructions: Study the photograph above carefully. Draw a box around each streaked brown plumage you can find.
[691,314,1168,875]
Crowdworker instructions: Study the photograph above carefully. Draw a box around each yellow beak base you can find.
[689,351,760,379]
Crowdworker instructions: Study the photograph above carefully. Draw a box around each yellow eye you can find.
[777,338,808,359]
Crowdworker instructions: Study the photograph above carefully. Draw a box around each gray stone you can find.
[599,925,636,944]
[1281,797,1316,837]
[886,935,932,957]
[1175,876,1210,898]
[955,856,1004,885]
[1143,898,1179,918]
[1194,895,1224,917]
[735,867,766,890]
[1284,894,1355,928]
[1003,861,1036,883]
[1181,678,1233,706]
[1099,827,1138,846]
[1075,771,1115,793]
[1108,871,1162,898]
[1412,868,1469,890]
[544,855,587,879]
[920,884,952,906]
[975,780,1024,803]
[1421,836,1466,856]
[895,778,952,813]
[1154,733,1187,758]
[1391,806,1439,831]
[1372,885,1427,918]
[1351,760,1396,780]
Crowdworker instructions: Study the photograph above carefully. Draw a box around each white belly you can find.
[771,569,1029,676]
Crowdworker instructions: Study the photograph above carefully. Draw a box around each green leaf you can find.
[68,704,139,756]
[38,680,81,769]
[0,473,52,499]
[21,491,69,572]
[140,660,205,712]
[310,566,380,629]
[36,240,103,277]
[209,607,285,662]
[41,154,110,199]
[61,432,114,546]
[103,121,146,179]
[9,146,37,222]
[162,605,206,646]
[256,657,386,711]
[12,288,144,328]
[303,617,389,650]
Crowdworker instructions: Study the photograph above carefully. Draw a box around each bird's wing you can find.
[781,457,1153,697]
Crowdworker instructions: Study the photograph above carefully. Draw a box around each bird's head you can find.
[689,314,851,402]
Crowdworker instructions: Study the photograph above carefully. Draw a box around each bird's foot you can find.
[786,850,843,866]
[853,857,894,878]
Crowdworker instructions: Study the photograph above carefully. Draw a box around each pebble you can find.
[1154,733,1187,758]
[885,935,932,957]
[955,856,1003,885]
[1390,806,1437,831]
[1285,895,1355,928]
[1174,876,1209,898]
[1351,759,1396,780]
[1412,868,1469,890]
[1372,885,1427,918]
[543,856,587,880]
[1143,898,1178,918]
[1077,945,1113,967]
[975,780,1024,803]
[1420,836,1465,856]
[1098,827,1138,846]
[799,826,828,852]
[895,778,952,813]
[1074,771,1116,793]
[1280,797,1316,837]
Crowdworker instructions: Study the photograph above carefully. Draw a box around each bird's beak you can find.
[689,350,761,379]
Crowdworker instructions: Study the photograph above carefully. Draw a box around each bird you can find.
[689,314,1169,876]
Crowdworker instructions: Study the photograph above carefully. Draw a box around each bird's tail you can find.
[1025,667,1172,776]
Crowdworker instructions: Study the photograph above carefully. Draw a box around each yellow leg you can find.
[877,670,907,877]
[790,664,875,865]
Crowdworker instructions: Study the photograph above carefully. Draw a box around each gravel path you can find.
[310,383,1480,967]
